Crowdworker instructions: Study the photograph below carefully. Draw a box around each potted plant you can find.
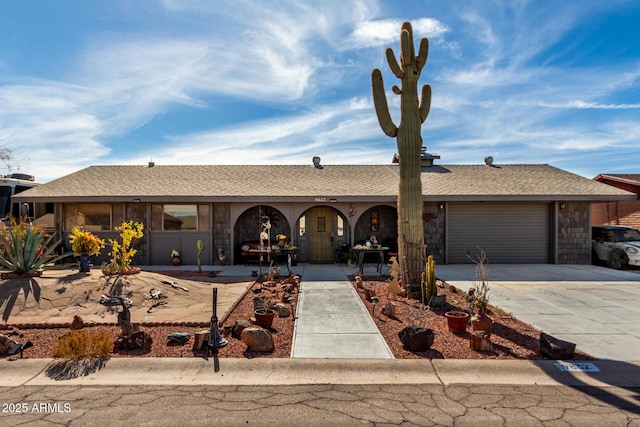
[445,310,469,333]
[347,248,359,268]
[171,249,181,266]
[69,227,105,272]
[253,296,275,328]
[470,249,492,337]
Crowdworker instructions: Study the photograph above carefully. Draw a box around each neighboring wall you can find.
[557,201,591,264]
[593,200,640,230]
[592,177,640,230]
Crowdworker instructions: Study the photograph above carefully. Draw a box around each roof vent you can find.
[148,161,155,168]
[8,173,35,181]
[484,156,494,166]
[421,147,440,167]
[312,156,323,169]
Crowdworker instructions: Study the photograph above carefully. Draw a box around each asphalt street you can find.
[1,383,638,426]
[2,358,640,426]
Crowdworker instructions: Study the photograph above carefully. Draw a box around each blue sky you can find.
[1,0,639,182]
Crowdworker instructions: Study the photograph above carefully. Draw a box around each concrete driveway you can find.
[437,264,640,361]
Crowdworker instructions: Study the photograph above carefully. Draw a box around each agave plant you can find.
[0,220,69,275]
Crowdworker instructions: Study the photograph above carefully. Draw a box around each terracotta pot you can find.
[445,311,469,333]
[172,257,181,266]
[471,312,493,338]
[254,308,276,328]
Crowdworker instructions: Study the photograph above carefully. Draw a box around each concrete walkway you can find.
[290,264,393,359]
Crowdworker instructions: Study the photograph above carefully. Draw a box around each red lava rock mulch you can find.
[2,274,595,360]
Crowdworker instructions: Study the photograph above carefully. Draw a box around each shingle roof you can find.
[15,164,635,202]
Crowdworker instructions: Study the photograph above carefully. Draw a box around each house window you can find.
[299,216,306,237]
[64,203,124,231]
[151,204,209,230]
[337,215,344,237]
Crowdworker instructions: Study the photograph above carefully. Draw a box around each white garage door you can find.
[447,202,551,263]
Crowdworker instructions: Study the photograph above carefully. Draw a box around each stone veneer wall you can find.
[423,202,445,264]
[213,203,232,264]
[557,201,591,264]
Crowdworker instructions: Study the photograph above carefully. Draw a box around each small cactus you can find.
[196,239,205,273]
[420,255,437,306]
[426,255,437,303]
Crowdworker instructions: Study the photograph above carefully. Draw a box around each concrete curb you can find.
[3,358,640,387]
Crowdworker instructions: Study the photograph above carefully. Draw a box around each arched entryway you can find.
[297,206,350,263]
[233,205,290,264]
[354,205,398,257]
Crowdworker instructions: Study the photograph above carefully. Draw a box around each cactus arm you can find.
[385,48,404,79]
[392,85,401,95]
[400,26,413,67]
[416,38,429,69]
[371,69,398,137]
[419,84,432,123]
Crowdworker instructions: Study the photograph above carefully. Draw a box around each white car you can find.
[592,225,640,269]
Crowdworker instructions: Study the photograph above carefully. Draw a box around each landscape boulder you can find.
[241,326,274,352]
[273,303,291,318]
[231,320,253,340]
[381,301,396,317]
[0,335,20,356]
[540,332,576,359]
[398,326,434,352]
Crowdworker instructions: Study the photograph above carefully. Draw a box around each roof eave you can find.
[594,174,640,188]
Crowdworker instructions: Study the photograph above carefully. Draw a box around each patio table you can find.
[354,246,389,274]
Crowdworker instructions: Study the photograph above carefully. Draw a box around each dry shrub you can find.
[52,329,114,360]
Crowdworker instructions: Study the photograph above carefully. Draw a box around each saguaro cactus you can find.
[371,21,431,290]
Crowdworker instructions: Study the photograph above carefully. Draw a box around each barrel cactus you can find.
[371,21,431,289]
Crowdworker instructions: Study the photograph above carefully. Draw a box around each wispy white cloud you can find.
[119,97,385,166]
[1,0,639,182]
[347,18,450,49]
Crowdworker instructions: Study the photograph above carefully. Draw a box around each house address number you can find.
[314,197,326,202]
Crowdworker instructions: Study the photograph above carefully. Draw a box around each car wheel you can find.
[592,250,601,266]
[608,250,628,270]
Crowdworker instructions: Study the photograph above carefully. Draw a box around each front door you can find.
[308,207,334,263]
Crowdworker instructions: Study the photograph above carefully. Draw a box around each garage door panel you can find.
[447,203,550,263]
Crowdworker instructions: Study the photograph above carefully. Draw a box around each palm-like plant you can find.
[0,219,68,274]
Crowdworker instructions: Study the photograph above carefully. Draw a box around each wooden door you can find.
[308,207,334,263]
